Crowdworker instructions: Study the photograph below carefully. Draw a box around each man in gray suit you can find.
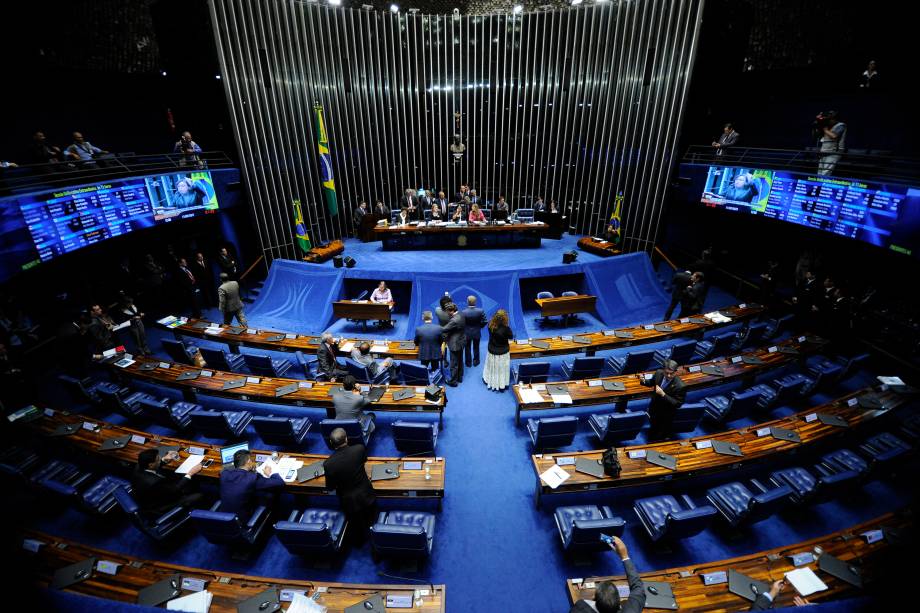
[461,295,486,367]
[218,272,248,326]
[414,311,443,370]
[569,536,645,613]
[333,375,375,434]
[442,302,466,386]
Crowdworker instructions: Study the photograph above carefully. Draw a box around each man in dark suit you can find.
[749,579,788,610]
[435,191,450,217]
[190,252,214,307]
[533,196,546,212]
[217,247,240,280]
[334,375,376,434]
[569,536,645,613]
[442,302,466,386]
[176,257,202,318]
[400,189,419,220]
[353,201,370,231]
[792,269,819,327]
[323,427,377,542]
[678,271,705,317]
[131,448,204,516]
[317,332,349,381]
[414,310,443,370]
[374,200,390,218]
[461,295,486,367]
[664,270,692,320]
[219,449,285,522]
[640,359,686,441]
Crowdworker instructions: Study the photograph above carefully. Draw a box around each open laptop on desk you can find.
[220,442,249,465]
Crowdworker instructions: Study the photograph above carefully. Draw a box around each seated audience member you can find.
[640,359,686,441]
[64,131,108,164]
[570,536,645,613]
[87,304,116,353]
[318,332,349,381]
[414,310,443,369]
[397,206,410,226]
[132,449,204,516]
[27,131,63,165]
[469,203,486,223]
[430,202,443,221]
[219,449,284,522]
[374,200,390,217]
[451,203,465,223]
[352,341,397,378]
[173,130,203,167]
[118,295,151,356]
[548,199,560,214]
[323,427,377,540]
[333,375,376,433]
[494,196,509,220]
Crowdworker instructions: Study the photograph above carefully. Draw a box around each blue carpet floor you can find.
[24,247,916,612]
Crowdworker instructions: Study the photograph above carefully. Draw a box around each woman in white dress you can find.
[482,309,513,391]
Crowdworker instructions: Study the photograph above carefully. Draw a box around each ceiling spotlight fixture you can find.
[215,75,221,80]
[390,3,399,12]
[160,70,167,76]
[512,4,523,13]
[328,0,342,6]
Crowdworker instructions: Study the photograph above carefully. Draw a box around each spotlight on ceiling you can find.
[390,3,399,12]
[328,0,342,6]
[512,4,523,13]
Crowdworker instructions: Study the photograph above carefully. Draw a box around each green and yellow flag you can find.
[608,192,623,245]
[313,103,338,217]
[293,199,312,255]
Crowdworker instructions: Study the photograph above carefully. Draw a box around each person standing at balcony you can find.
[173,131,203,168]
[711,123,739,157]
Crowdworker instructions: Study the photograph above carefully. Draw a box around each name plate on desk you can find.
[756,427,771,437]
[158,362,171,369]
[95,560,120,575]
[701,571,728,585]
[182,578,208,592]
[731,356,743,364]
[188,446,206,456]
[274,383,299,397]
[861,529,884,544]
[246,377,261,384]
[279,590,307,602]
[790,552,815,566]
[695,440,712,450]
[398,341,416,350]
[627,450,647,459]
[298,381,313,389]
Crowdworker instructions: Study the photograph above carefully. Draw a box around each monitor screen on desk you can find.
[220,442,249,465]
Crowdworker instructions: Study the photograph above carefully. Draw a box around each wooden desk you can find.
[110,356,447,427]
[332,300,392,331]
[373,222,544,250]
[531,387,904,506]
[27,411,445,503]
[25,530,446,612]
[508,303,765,359]
[535,294,597,318]
[566,511,908,612]
[159,318,420,360]
[512,335,827,424]
[303,239,344,263]
[577,235,621,257]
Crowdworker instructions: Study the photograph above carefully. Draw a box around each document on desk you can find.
[519,388,546,404]
[287,592,327,613]
[371,345,389,354]
[167,590,213,613]
[204,327,224,335]
[550,393,573,404]
[704,311,732,324]
[339,341,355,353]
[175,455,205,475]
[784,567,828,596]
[540,464,571,489]
[877,375,905,386]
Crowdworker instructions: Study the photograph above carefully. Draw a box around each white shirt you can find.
[371,288,392,303]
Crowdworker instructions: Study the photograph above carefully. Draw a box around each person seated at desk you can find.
[494,196,509,221]
[318,332,349,381]
[132,448,205,517]
[352,341,397,378]
[396,206,410,226]
[548,199,560,214]
[569,536,645,613]
[451,203,466,223]
[219,448,285,523]
[333,375,377,434]
[533,196,546,212]
[429,202,443,222]
[469,189,480,204]
[374,200,390,217]
[371,281,395,327]
[468,203,486,224]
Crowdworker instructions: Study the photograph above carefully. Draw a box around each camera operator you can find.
[173,131,203,168]
[814,111,846,176]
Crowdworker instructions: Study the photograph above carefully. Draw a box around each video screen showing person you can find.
[146,171,218,222]
[701,166,772,211]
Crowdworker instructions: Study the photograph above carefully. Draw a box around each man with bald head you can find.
[323,427,377,541]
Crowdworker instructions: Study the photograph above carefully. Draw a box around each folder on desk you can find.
[137,575,182,607]
[572,335,592,345]
[366,387,386,402]
[99,435,132,451]
[770,426,801,443]
[530,339,550,349]
[371,462,400,481]
[817,413,848,427]
[224,327,244,335]
[238,589,281,613]
[614,330,634,339]
[297,461,325,483]
[741,355,765,365]
[176,370,200,382]
[222,378,247,391]
[712,439,744,457]
[646,450,678,470]
[398,341,416,350]
[778,346,800,355]
[642,581,678,610]
[689,317,709,324]
[575,457,606,478]
[857,395,885,409]
[392,388,415,401]
[728,569,770,603]
[274,382,299,397]
[654,324,673,333]
[700,364,725,377]
[50,423,80,437]
[818,553,863,587]
[52,557,96,589]
[265,334,286,342]
[345,595,385,613]
[602,380,626,392]
[138,362,158,371]
[547,384,569,395]
[191,321,210,330]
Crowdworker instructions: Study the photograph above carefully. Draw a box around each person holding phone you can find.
[569,535,645,613]
[131,448,205,516]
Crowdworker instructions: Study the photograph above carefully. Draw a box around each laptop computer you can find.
[297,461,325,483]
[220,442,249,465]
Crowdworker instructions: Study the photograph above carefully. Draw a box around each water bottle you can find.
[424,465,431,480]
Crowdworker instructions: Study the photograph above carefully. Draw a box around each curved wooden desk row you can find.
[513,335,827,423]
[110,356,446,427]
[28,410,445,501]
[566,511,909,612]
[531,387,905,506]
[577,236,621,257]
[159,303,764,362]
[25,529,446,613]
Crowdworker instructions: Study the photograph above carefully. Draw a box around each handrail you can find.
[239,254,265,282]
[653,246,678,271]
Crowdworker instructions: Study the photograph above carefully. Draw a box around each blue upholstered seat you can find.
[705,479,793,526]
[560,356,605,380]
[251,415,312,446]
[608,349,657,376]
[0,446,41,479]
[672,402,707,433]
[113,486,190,541]
[370,510,436,560]
[35,462,94,501]
[770,466,860,505]
[754,374,809,409]
[57,375,115,404]
[703,388,764,424]
[275,508,347,555]
[527,416,578,450]
[295,351,322,380]
[693,331,737,361]
[821,448,870,476]
[512,361,551,384]
[189,409,253,439]
[633,494,717,541]
[242,352,294,378]
[553,504,626,552]
[588,411,647,445]
[654,340,698,367]
[199,346,246,372]
[515,208,535,223]
[190,500,271,546]
[78,475,132,514]
[321,418,372,448]
[536,291,555,325]
[764,314,793,339]
[97,387,159,418]
[162,338,199,365]
[393,420,438,454]
[860,432,911,464]
[736,322,769,350]
[400,361,444,386]
[345,357,390,385]
[805,353,868,386]
[136,397,197,430]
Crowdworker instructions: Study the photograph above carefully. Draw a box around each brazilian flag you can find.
[608,193,623,245]
[314,103,339,217]
[293,199,311,255]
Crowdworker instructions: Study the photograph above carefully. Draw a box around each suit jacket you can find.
[436,198,449,216]
[533,200,546,212]
[670,271,692,301]
[748,593,773,610]
[217,254,239,276]
[716,130,739,156]
[401,195,418,217]
[177,266,198,292]
[414,322,443,361]
[442,311,467,351]
[680,281,705,313]
[353,206,370,227]
[334,390,375,433]
[569,558,645,613]
[435,306,451,326]
[374,203,390,217]
[218,280,243,313]
[461,306,486,340]
[323,444,376,516]
[218,467,284,522]
[317,342,346,377]
[642,370,687,414]
[131,467,197,516]
[190,260,211,290]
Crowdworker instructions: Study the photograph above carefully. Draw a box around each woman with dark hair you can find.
[483,309,513,391]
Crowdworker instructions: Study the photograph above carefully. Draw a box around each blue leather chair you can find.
[113,487,191,541]
[735,322,769,350]
[770,466,860,505]
[29,459,85,487]
[57,375,114,405]
[703,388,764,424]
[633,494,718,541]
[553,505,626,552]
[97,387,160,418]
[135,397,197,430]
[693,331,737,361]
[393,420,438,454]
[190,501,272,547]
[672,402,707,433]
[199,346,246,372]
[805,353,868,386]
[799,359,843,395]
[79,475,133,514]
[748,374,809,410]
[560,356,605,380]
[400,361,444,386]
[321,418,372,448]
[35,465,94,503]
[370,510,436,560]
[275,508,347,555]
[527,416,578,450]
[242,353,294,378]
[860,432,911,465]
[764,314,794,339]
[654,340,698,367]
[295,351,323,380]
[515,208,535,223]
[706,479,793,526]
[512,361,551,384]
[0,446,41,479]
[536,291,555,325]
[607,349,657,376]
[821,448,870,477]
[189,409,253,439]
[345,357,390,385]
[251,415,312,447]
[588,411,648,446]
[162,338,199,365]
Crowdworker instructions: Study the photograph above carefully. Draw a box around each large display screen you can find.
[700,166,920,257]
[0,171,218,280]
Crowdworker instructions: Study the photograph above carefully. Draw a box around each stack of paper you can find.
[261,457,304,481]
[288,593,327,613]
[540,464,571,489]
[519,388,545,404]
[370,344,389,353]
[204,327,224,335]
[704,311,732,324]
[175,455,205,475]
[167,590,212,612]
[339,341,355,353]
[877,375,905,386]
[784,567,828,596]
[157,316,178,326]
[112,320,132,331]
[549,393,573,404]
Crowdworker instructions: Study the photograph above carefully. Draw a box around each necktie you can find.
[184,268,195,284]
